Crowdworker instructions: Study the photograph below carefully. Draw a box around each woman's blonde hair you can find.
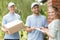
[52,6,60,19]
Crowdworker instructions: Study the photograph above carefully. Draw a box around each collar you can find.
[32,13,41,17]
[8,12,15,15]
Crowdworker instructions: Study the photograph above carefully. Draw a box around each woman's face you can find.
[48,8,56,23]
[48,8,56,18]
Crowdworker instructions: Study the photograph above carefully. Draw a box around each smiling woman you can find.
[41,6,60,40]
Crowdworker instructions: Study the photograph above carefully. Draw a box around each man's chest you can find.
[30,17,44,27]
[6,16,19,23]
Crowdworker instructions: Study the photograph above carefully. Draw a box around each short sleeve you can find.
[25,16,31,27]
[18,15,21,20]
[17,14,21,20]
[43,17,48,28]
[2,17,7,26]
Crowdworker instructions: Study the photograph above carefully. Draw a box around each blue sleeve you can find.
[43,17,48,28]
[18,15,21,20]
[17,14,21,20]
[25,16,31,27]
[2,17,7,26]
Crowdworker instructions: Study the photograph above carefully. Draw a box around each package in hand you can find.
[35,28,45,32]
[3,20,24,34]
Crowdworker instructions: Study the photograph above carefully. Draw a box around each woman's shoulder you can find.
[52,19,60,24]
[48,19,60,27]
[50,19,60,28]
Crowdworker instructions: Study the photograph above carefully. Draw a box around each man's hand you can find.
[31,27,36,30]
[25,27,36,32]
[1,27,8,33]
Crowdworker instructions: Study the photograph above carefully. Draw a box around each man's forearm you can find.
[26,27,33,32]
[25,27,36,32]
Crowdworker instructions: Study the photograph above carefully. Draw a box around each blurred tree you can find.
[41,0,48,4]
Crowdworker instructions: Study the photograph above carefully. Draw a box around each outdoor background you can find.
[0,0,48,40]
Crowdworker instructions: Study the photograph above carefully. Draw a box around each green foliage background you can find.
[0,0,48,40]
